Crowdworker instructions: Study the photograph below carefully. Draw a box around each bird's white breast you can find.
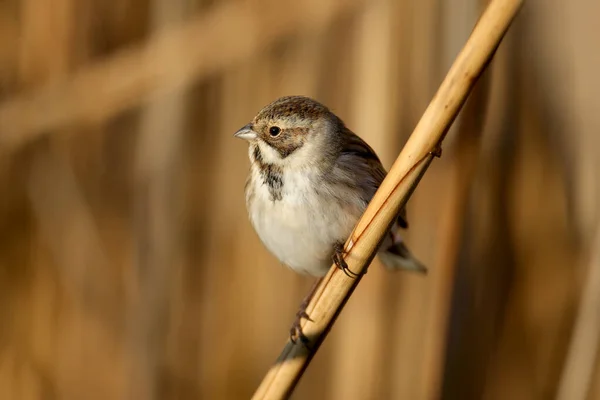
[247,166,360,276]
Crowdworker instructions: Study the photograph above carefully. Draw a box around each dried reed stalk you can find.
[252,0,523,398]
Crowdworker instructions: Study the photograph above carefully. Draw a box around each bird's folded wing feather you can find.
[340,128,409,229]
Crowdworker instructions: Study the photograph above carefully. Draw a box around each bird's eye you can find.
[269,126,281,137]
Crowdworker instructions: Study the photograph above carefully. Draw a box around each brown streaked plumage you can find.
[234,95,425,343]
[254,95,329,122]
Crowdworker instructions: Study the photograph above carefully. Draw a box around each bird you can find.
[234,95,426,343]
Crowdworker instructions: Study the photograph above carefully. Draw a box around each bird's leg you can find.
[290,277,323,345]
[333,242,359,278]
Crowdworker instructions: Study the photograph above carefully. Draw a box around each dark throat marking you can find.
[253,145,263,164]
[253,145,283,201]
[264,165,283,201]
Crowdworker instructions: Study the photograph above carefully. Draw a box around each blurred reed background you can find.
[0,0,598,399]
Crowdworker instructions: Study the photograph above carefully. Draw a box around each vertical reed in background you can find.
[128,0,189,398]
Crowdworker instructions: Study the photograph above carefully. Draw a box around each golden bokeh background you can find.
[0,0,598,398]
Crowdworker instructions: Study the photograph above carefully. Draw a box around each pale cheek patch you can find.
[257,141,283,164]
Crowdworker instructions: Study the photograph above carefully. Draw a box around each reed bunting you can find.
[235,96,425,343]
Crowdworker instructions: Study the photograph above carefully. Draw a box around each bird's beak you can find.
[233,123,257,141]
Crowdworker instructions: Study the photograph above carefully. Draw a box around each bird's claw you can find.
[290,309,311,346]
[333,243,359,278]
[430,144,443,158]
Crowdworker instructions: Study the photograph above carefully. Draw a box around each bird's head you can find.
[234,96,341,167]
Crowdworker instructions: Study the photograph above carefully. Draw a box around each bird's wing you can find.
[341,129,409,229]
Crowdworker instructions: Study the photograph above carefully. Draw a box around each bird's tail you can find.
[377,224,427,274]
